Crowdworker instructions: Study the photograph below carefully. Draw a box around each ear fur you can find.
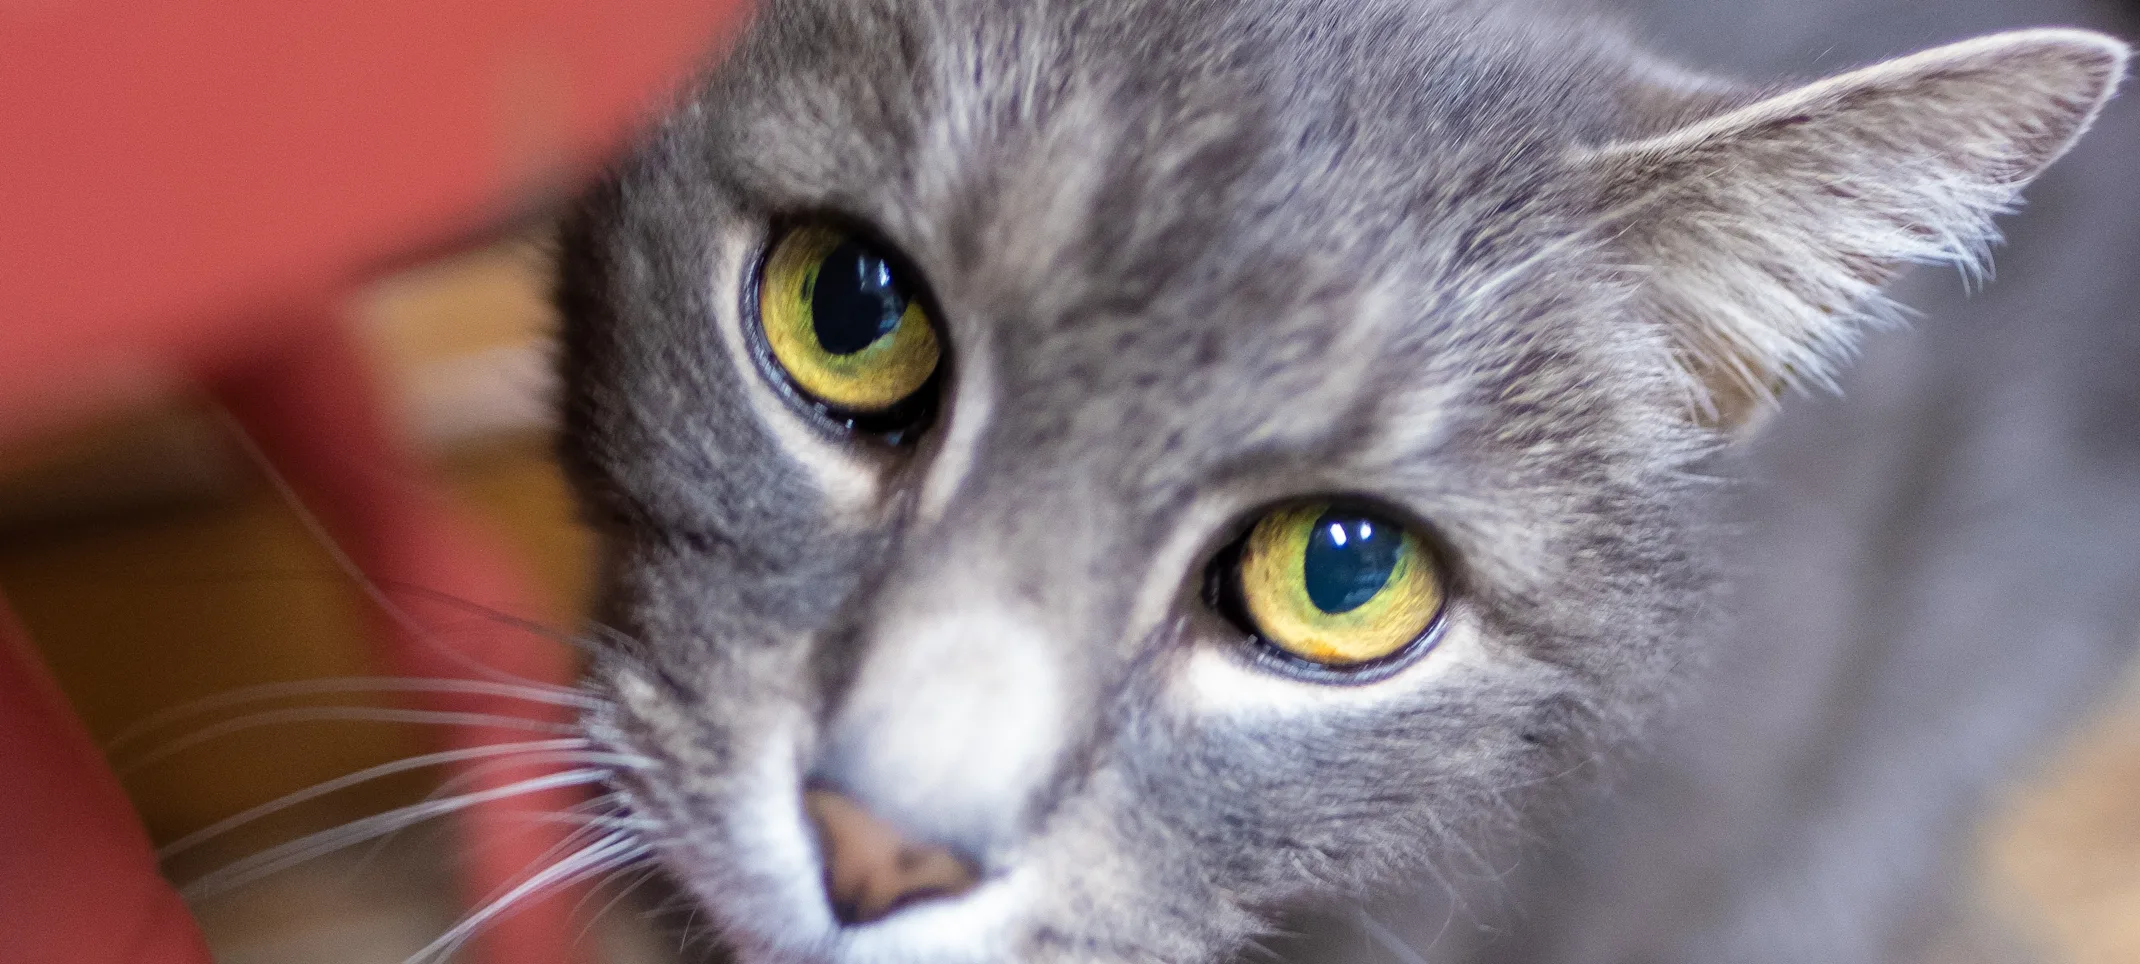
[1584,29,2129,428]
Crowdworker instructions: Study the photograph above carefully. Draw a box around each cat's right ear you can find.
[1581,29,2128,430]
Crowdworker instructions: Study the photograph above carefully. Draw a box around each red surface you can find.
[217,320,599,964]
[0,601,216,964]
[0,1,751,962]
[0,0,747,441]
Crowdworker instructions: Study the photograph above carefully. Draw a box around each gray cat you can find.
[550,0,2138,962]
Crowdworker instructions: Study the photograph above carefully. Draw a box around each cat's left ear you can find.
[1583,29,2128,428]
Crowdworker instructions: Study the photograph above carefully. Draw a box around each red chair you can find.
[0,2,749,962]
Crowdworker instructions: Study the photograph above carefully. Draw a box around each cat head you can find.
[554,1,2124,961]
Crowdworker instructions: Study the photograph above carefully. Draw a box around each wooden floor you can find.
[0,241,2133,964]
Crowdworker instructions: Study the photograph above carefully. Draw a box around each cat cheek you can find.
[1163,612,1484,719]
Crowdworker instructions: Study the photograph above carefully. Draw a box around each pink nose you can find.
[804,789,980,925]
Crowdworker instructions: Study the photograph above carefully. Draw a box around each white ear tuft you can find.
[1584,29,2128,427]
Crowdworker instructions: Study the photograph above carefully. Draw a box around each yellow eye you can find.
[1230,503,1445,668]
[758,225,941,414]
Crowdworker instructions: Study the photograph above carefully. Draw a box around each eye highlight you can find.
[757,225,941,419]
[1224,503,1445,670]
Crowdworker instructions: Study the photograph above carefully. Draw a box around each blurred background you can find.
[0,2,741,960]
[0,235,643,961]
[3,0,2138,962]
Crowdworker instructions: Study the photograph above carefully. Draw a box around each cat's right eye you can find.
[1212,503,1447,674]
[753,224,942,434]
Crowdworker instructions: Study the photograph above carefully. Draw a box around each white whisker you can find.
[363,580,614,659]
[110,676,601,753]
[439,795,654,875]
[217,412,572,690]
[464,809,621,908]
[351,751,649,849]
[181,768,613,901]
[406,833,651,964]
[346,783,635,877]
[523,811,661,832]
[158,738,595,860]
[679,904,702,955]
[1354,909,1434,964]
[118,707,582,776]
[574,865,662,950]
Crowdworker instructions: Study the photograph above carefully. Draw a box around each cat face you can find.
[553,1,2122,961]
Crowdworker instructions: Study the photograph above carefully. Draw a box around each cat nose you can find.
[804,788,979,925]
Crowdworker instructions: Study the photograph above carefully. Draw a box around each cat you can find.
[549,0,2138,961]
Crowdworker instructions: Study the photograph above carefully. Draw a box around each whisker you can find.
[400,793,652,873]
[1354,908,1434,964]
[464,806,621,908]
[366,580,615,659]
[574,865,661,950]
[522,811,660,832]
[346,780,635,877]
[417,750,652,801]
[407,833,651,964]
[117,707,582,776]
[679,905,701,955]
[157,738,596,860]
[109,676,601,753]
[430,795,660,892]
[336,751,648,863]
[180,768,613,901]
[216,411,562,690]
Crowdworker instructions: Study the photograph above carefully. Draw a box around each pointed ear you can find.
[1583,29,2128,428]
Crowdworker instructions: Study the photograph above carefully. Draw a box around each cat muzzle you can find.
[805,787,981,925]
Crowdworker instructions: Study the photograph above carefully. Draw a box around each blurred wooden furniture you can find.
[0,2,748,963]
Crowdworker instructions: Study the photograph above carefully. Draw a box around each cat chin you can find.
[805,879,1031,964]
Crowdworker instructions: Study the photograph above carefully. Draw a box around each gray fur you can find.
[551,1,2137,962]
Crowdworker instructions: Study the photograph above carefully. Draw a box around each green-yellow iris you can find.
[759,226,940,413]
[1235,503,1444,667]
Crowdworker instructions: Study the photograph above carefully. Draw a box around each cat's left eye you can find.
[754,225,941,432]
[1213,502,1446,673]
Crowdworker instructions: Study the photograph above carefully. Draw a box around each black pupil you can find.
[1301,511,1402,614]
[809,241,910,355]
